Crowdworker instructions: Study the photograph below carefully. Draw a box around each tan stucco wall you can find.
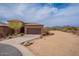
[0,26,9,38]
[24,25,43,34]
[25,25,43,28]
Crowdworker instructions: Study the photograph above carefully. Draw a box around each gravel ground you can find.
[28,31,79,56]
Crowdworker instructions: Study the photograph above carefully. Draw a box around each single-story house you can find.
[24,23,43,34]
[0,20,43,38]
[0,22,7,38]
[0,22,14,38]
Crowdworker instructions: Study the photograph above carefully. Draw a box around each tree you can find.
[8,20,24,34]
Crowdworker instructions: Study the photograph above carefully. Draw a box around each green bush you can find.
[63,27,78,31]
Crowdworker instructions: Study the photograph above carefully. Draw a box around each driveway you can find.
[0,35,40,56]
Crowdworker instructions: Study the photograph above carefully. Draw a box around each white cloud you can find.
[39,4,79,27]
[13,4,58,22]
[0,4,79,27]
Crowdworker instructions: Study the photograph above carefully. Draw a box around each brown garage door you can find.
[27,28,41,34]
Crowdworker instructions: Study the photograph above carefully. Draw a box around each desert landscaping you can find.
[0,3,79,57]
[1,20,79,56]
[27,30,79,56]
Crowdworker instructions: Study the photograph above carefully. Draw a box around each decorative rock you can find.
[22,41,33,46]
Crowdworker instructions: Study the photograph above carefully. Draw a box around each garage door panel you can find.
[27,28,41,34]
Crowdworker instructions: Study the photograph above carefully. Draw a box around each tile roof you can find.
[25,23,43,26]
[0,22,7,26]
[0,20,43,26]
[8,20,43,25]
[7,19,24,23]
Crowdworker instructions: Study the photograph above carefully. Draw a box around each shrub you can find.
[63,27,78,32]
[20,33,24,36]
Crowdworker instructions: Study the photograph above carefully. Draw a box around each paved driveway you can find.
[0,35,40,44]
[0,35,40,56]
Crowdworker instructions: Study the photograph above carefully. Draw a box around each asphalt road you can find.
[0,43,22,56]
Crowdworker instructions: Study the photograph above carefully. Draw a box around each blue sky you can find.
[0,3,79,27]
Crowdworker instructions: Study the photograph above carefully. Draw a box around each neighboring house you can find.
[0,22,14,38]
[0,20,43,38]
[0,22,6,38]
[0,22,9,38]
